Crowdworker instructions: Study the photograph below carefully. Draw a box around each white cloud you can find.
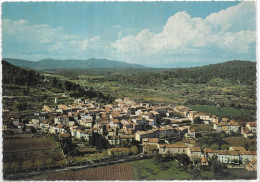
[2,19,100,59]
[110,2,256,65]
[206,1,256,31]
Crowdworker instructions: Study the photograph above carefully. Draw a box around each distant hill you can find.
[93,60,256,86]
[181,60,256,84]
[3,58,147,70]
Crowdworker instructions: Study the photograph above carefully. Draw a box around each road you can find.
[4,154,144,180]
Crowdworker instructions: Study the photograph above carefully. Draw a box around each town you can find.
[3,97,257,173]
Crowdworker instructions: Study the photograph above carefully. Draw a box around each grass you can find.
[201,168,257,180]
[223,136,256,147]
[188,105,252,118]
[224,168,257,180]
[131,159,193,180]
[192,124,213,135]
[200,170,214,179]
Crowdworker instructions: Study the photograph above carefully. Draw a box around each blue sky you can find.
[2,1,256,68]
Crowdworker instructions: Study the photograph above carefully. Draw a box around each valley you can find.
[2,59,257,180]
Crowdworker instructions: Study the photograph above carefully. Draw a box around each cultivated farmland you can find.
[3,136,55,152]
[46,163,134,180]
[3,134,63,165]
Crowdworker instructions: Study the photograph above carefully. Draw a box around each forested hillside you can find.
[2,60,42,86]
[99,60,256,87]
[2,60,114,113]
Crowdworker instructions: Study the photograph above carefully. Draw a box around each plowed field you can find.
[47,163,134,180]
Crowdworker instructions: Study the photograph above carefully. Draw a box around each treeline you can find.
[168,60,256,85]
[102,60,256,87]
[47,77,114,103]
[2,60,42,86]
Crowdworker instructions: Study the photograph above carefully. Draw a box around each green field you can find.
[201,168,257,180]
[131,159,193,180]
[130,159,257,180]
[188,105,252,118]
[223,136,256,147]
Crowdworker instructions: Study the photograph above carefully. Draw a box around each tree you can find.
[51,77,58,87]
[177,154,190,168]
[201,144,209,149]
[3,162,9,174]
[209,155,225,177]
[221,144,229,150]
[194,117,202,124]
[210,143,219,150]
[74,157,82,166]
[145,144,158,156]
[14,100,27,111]
[191,167,201,179]
[34,160,43,172]
[109,151,115,159]
[130,145,138,155]
[10,162,19,173]
[56,160,66,169]
[163,150,173,161]
[244,143,249,150]
[46,159,53,170]
[249,145,256,151]
[22,160,32,173]
[153,151,162,164]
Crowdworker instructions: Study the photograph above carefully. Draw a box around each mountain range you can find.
[3,58,147,70]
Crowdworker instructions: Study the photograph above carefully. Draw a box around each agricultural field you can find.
[192,123,213,136]
[3,134,64,169]
[188,105,252,118]
[46,163,134,180]
[131,159,193,180]
[223,136,256,147]
[3,136,55,152]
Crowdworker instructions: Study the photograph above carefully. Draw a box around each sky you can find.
[1,1,256,68]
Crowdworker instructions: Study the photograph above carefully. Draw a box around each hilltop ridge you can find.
[3,58,147,70]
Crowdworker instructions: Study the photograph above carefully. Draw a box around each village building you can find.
[158,144,189,155]
[39,120,52,132]
[23,98,257,172]
[213,120,240,133]
[195,113,211,124]
[182,139,196,147]
[42,105,55,113]
[185,127,196,138]
[54,115,69,125]
[246,122,257,133]
[229,146,246,152]
[217,150,240,164]
[188,146,203,161]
